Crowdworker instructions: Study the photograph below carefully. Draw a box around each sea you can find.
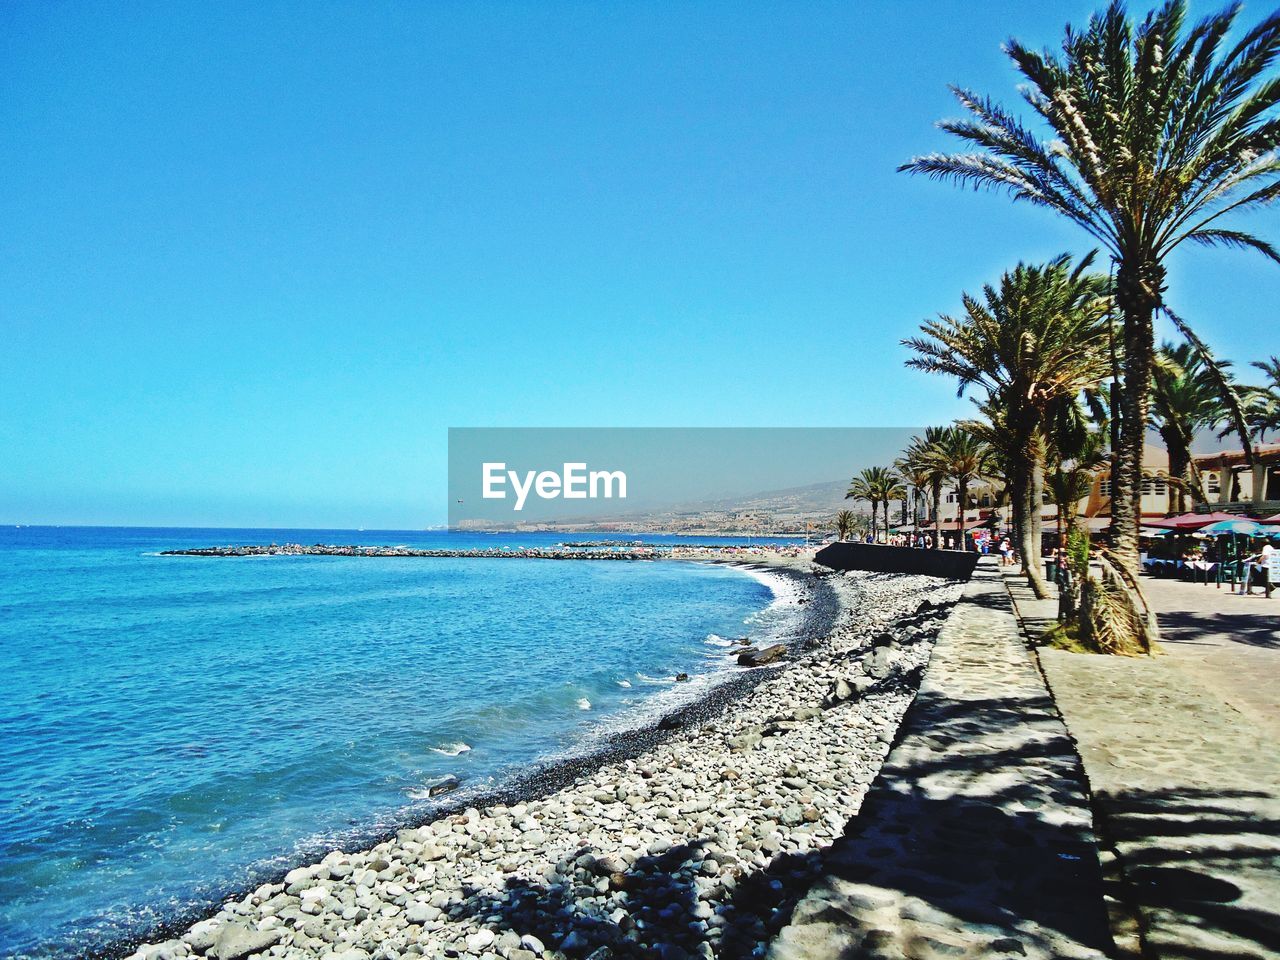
[0,526,805,959]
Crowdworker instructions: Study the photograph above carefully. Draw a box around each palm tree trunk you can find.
[1011,468,1027,559]
[1011,427,1051,599]
[1026,448,1050,598]
[1112,258,1165,575]
[1166,440,1193,513]
[932,482,943,549]
[957,477,968,550]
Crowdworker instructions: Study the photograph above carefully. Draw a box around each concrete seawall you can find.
[814,542,979,580]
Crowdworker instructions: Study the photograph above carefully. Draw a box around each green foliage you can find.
[1066,526,1091,575]
[933,426,996,497]
[846,465,903,539]
[1039,620,1094,654]
[900,1,1280,269]
[897,427,952,544]
[903,253,1112,412]
[1159,313,1256,465]
[901,0,1280,574]
[1250,356,1280,439]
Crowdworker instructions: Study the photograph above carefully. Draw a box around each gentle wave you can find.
[429,742,472,757]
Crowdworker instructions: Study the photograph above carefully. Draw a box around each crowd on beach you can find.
[670,545,811,560]
[855,529,1015,561]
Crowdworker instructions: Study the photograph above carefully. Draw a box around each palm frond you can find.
[1162,305,1255,464]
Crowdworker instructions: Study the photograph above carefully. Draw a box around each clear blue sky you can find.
[3,1,1277,528]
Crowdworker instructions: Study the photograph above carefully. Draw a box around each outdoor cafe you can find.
[1140,511,1280,593]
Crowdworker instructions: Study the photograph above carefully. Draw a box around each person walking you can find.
[1244,539,1276,598]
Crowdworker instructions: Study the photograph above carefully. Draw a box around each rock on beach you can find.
[736,643,788,667]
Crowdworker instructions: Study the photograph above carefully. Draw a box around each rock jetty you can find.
[161,544,662,561]
[125,568,961,960]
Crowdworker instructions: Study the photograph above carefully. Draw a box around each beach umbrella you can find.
[1139,526,1173,537]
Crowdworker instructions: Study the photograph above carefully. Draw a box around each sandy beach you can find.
[120,554,962,960]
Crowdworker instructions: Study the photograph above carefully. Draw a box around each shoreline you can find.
[90,559,828,960]
[115,558,963,960]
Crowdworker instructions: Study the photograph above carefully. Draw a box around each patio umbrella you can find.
[1145,511,1244,530]
[1260,512,1280,525]
[1200,519,1267,536]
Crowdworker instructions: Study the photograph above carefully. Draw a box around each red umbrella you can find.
[1144,511,1241,530]
[1260,512,1280,525]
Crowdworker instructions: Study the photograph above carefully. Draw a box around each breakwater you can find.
[160,544,662,560]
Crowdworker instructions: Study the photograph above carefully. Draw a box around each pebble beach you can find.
[122,556,962,960]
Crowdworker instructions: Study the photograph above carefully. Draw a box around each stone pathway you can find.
[1001,571,1059,645]
[769,558,1111,960]
[1037,575,1280,960]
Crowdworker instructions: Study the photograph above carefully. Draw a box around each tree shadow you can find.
[449,836,834,959]
[1087,784,1280,958]
[1154,610,1280,650]
[760,682,1116,955]
[446,679,1122,959]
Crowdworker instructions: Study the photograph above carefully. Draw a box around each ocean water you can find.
[0,527,802,959]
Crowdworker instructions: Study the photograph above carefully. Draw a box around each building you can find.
[894,439,1280,538]
[929,444,1197,532]
[1192,442,1280,514]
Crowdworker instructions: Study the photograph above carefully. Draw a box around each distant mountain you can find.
[457,478,863,533]
[655,479,852,518]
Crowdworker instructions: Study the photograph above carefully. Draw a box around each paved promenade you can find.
[770,559,1111,960]
[1030,574,1280,960]
[1140,576,1280,736]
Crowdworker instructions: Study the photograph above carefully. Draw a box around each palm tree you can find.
[899,427,951,548]
[900,1,1280,575]
[935,427,994,551]
[895,458,931,535]
[874,469,908,539]
[846,466,902,542]
[845,471,878,540]
[962,399,1021,549]
[1047,418,1109,547]
[834,509,857,541]
[905,254,1112,597]
[1151,340,1247,511]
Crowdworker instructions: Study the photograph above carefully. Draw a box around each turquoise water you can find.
[0,528,797,959]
